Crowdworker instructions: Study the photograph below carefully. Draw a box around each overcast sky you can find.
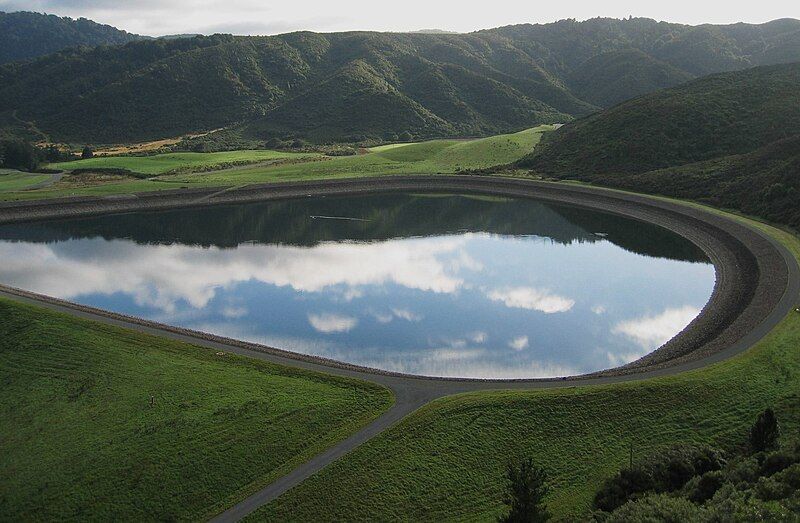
[2,0,798,36]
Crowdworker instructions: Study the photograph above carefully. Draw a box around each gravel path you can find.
[0,175,797,521]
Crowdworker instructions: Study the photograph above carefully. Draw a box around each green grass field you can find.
[0,127,548,201]
[0,298,392,521]
[48,150,316,176]
[163,127,547,185]
[250,214,800,522]
[0,170,51,191]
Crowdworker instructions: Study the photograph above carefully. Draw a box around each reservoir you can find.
[0,192,716,378]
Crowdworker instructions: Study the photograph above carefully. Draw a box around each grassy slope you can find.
[158,127,548,184]
[2,127,548,201]
[0,171,50,191]
[251,207,800,522]
[48,150,315,175]
[0,298,392,521]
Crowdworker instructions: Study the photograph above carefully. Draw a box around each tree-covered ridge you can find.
[518,62,800,228]
[1,17,799,144]
[0,11,144,65]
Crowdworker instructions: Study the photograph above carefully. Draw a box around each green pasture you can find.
[0,299,392,520]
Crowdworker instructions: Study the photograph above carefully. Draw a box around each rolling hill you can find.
[1,16,800,143]
[0,11,144,65]
[518,62,800,228]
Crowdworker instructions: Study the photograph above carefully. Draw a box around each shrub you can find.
[760,451,797,477]
[604,494,701,523]
[755,476,794,501]
[688,470,726,503]
[593,445,725,512]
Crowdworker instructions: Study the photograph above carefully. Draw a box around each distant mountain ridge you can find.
[1,15,800,143]
[0,11,145,64]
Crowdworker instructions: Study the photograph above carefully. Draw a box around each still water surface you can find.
[0,193,716,378]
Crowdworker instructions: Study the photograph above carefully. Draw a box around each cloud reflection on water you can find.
[0,196,716,379]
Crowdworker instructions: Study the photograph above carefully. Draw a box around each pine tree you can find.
[750,408,780,452]
[498,458,550,522]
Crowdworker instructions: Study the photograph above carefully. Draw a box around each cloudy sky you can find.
[2,0,798,36]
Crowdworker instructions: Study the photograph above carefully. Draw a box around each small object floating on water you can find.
[310,215,371,222]
[593,232,609,237]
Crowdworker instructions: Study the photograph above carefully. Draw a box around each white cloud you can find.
[487,287,575,314]
[508,335,529,351]
[612,306,701,351]
[341,288,364,302]
[591,305,606,315]
[307,312,358,333]
[221,304,248,318]
[372,312,394,324]
[367,349,576,379]
[469,331,487,344]
[391,308,422,322]
[0,235,475,313]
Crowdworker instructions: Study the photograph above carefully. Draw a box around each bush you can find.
[593,445,725,512]
[760,451,797,477]
[264,137,286,149]
[772,463,800,489]
[594,466,653,512]
[754,476,794,501]
[81,146,94,159]
[604,494,701,523]
[688,470,726,503]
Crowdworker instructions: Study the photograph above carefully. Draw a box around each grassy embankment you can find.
[0,127,548,200]
[0,298,393,520]
[250,210,800,522]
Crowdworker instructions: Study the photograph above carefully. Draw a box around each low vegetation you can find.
[593,409,799,521]
[48,149,316,176]
[506,408,798,522]
[249,214,800,522]
[0,298,392,520]
[0,127,547,200]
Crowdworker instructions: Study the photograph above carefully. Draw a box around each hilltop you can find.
[0,11,144,64]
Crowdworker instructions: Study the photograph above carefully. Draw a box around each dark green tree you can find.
[750,408,780,452]
[498,458,550,522]
[81,146,94,159]
[0,139,39,171]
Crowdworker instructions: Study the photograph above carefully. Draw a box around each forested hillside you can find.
[0,11,144,64]
[1,16,799,143]
[518,63,800,228]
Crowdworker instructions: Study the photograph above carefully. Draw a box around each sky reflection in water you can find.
[0,193,716,378]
